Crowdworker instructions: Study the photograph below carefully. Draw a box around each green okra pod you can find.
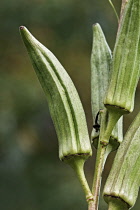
[103,111,140,209]
[101,0,140,144]
[20,26,93,202]
[91,23,123,150]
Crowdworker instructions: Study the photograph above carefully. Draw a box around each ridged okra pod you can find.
[103,111,140,209]
[91,23,123,150]
[19,26,93,202]
[102,0,140,144]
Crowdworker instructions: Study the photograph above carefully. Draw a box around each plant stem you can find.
[91,108,122,209]
[120,0,128,19]
[70,158,94,209]
[91,109,115,210]
[91,142,107,210]
[118,0,128,33]
[88,200,95,210]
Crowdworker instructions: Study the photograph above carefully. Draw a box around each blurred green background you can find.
[1,0,140,209]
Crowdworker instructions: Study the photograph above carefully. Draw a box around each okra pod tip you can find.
[19,25,25,30]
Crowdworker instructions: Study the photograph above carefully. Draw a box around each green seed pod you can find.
[19,26,93,202]
[101,0,140,144]
[103,111,140,209]
[19,26,92,162]
[91,23,123,150]
[105,0,140,112]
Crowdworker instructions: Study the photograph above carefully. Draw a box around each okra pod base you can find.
[62,153,91,163]
[104,195,130,210]
[92,136,120,152]
[105,104,130,115]
[91,109,123,153]
[101,106,127,145]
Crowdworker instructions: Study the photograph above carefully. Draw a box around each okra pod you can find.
[91,23,123,149]
[103,111,140,209]
[102,0,140,144]
[20,26,93,202]
[20,26,92,162]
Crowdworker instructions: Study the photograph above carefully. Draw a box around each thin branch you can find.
[108,0,119,22]
[70,158,94,209]
[91,143,107,210]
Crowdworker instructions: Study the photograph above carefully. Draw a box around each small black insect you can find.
[93,111,100,132]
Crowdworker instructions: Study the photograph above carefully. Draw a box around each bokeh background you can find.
[1,0,140,209]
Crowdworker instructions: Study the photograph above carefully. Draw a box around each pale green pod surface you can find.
[103,111,140,208]
[91,23,123,150]
[19,26,92,162]
[104,0,140,113]
[100,0,140,145]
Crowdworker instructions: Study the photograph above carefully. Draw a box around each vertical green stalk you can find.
[91,109,111,210]
[92,142,106,210]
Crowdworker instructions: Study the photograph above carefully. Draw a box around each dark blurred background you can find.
[1,0,140,209]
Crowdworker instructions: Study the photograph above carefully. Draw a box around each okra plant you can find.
[19,0,140,209]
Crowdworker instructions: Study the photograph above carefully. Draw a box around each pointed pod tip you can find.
[93,23,99,26]
[92,23,102,32]
[92,23,100,28]
[19,26,30,41]
[19,26,32,46]
[19,26,25,30]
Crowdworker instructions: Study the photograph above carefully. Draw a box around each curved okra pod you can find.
[19,26,93,202]
[102,0,140,145]
[103,111,140,209]
[91,23,123,151]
